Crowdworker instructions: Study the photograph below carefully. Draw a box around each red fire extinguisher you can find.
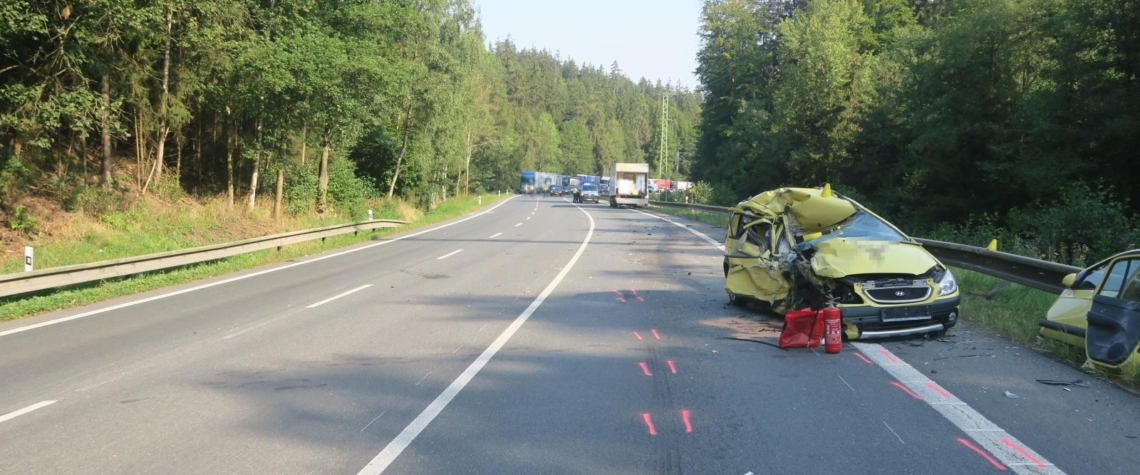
[822,305,842,354]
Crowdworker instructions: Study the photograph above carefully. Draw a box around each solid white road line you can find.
[515,223,522,227]
[0,196,518,339]
[0,400,57,424]
[306,284,372,309]
[436,249,463,260]
[356,202,596,475]
[630,209,725,250]
[488,233,502,239]
[854,342,1064,475]
[636,208,1062,474]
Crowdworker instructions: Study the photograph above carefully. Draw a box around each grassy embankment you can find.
[0,194,504,322]
[647,203,729,228]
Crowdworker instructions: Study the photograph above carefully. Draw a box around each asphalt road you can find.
[1,195,1138,474]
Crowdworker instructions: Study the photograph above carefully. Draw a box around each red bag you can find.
[779,308,826,348]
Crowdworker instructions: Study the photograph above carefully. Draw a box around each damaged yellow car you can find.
[1039,249,1140,376]
[723,185,960,340]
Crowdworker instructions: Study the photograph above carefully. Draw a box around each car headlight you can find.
[938,269,958,296]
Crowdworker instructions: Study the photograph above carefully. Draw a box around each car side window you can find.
[730,214,744,239]
[1098,259,1140,299]
[1076,262,1110,290]
[1117,261,1140,303]
[745,222,771,249]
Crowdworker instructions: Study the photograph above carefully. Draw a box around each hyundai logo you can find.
[895,291,906,297]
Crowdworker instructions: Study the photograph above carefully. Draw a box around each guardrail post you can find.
[24,246,33,272]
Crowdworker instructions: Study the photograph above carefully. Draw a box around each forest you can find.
[0,0,700,227]
[693,0,1140,264]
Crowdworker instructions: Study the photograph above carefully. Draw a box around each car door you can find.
[1042,260,1110,345]
[724,213,792,304]
[1086,257,1140,368]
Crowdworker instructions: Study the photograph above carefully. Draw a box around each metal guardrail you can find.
[0,219,405,299]
[648,200,1080,294]
[912,238,1080,294]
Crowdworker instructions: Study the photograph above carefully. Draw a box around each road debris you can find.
[1037,379,1090,387]
[1005,391,1019,399]
[933,354,995,361]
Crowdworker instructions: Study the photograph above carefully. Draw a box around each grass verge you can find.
[0,194,504,323]
[647,204,730,228]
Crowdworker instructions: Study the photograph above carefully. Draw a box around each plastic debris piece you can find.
[1004,391,1019,399]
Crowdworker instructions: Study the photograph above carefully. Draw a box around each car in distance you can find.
[1038,249,1140,375]
[550,185,563,197]
[579,184,599,204]
[723,185,960,340]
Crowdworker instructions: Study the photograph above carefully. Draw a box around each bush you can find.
[65,186,129,215]
[326,158,376,220]
[281,160,319,215]
[7,205,37,233]
[925,182,1139,266]
[691,181,715,205]
[1009,183,1139,266]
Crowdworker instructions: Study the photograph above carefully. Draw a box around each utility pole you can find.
[658,90,670,180]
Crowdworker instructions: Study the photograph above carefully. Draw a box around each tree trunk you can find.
[80,133,88,185]
[465,129,472,196]
[227,123,235,210]
[386,100,414,199]
[175,134,182,178]
[274,168,284,220]
[155,10,173,186]
[135,110,143,189]
[248,119,262,210]
[318,139,330,216]
[300,121,307,166]
[101,75,112,189]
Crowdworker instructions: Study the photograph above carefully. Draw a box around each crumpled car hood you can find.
[735,187,856,233]
[810,238,938,278]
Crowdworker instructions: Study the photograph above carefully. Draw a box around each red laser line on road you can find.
[890,381,924,400]
[854,353,873,364]
[1002,439,1046,468]
[925,382,952,399]
[651,329,661,340]
[957,438,1008,471]
[633,332,643,340]
[680,410,693,433]
[879,349,901,363]
[642,413,657,435]
[638,362,653,376]
[613,289,627,303]
[631,289,644,301]
[666,360,677,374]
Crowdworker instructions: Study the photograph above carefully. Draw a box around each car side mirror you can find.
[1062,273,1077,288]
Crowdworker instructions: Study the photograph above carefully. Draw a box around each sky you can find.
[473,0,703,89]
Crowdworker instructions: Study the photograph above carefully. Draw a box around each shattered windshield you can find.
[810,211,907,243]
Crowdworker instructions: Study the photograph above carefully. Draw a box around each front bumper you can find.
[841,296,960,340]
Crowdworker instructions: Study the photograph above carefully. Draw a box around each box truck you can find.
[609,163,649,208]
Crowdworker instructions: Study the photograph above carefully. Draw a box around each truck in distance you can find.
[609,163,649,208]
